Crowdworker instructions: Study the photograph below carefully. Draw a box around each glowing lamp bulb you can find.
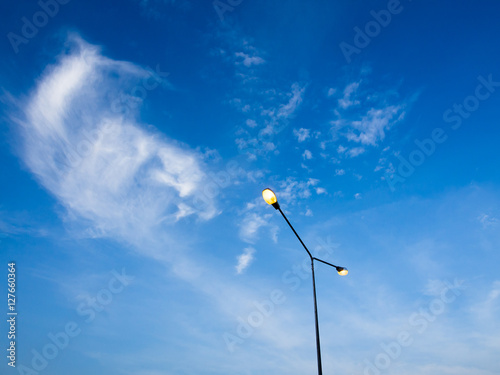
[262,188,278,206]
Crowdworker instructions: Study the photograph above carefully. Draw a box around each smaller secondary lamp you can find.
[336,267,348,276]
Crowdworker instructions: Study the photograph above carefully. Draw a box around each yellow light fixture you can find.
[336,267,348,276]
[262,188,280,209]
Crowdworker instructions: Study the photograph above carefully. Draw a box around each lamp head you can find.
[262,188,280,209]
[336,267,348,276]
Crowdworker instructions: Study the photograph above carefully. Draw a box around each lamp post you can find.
[262,188,348,375]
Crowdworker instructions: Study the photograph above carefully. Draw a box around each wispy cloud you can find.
[302,150,312,160]
[293,128,310,142]
[276,83,305,119]
[235,52,265,67]
[346,105,405,146]
[0,212,48,238]
[323,72,412,165]
[235,247,255,274]
[338,81,360,109]
[327,87,337,97]
[315,187,327,194]
[478,213,499,228]
[274,177,325,205]
[234,81,306,158]
[212,27,306,159]
[9,35,218,248]
[239,212,268,243]
[347,146,366,158]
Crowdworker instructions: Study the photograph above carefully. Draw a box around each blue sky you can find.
[1,0,500,374]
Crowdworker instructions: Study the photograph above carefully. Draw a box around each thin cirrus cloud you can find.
[327,78,411,159]
[10,35,218,247]
[235,247,255,274]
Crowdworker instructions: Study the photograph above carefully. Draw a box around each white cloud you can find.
[354,193,362,199]
[338,81,360,109]
[470,280,500,321]
[235,52,265,67]
[322,74,412,161]
[11,36,218,245]
[478,214,499,228]
[347,147,365,158]
[246,119,257,128]
[302,150,312,160]
[293,128,310,142]
[385,162,396,175]
[215,29,307,159]
[374,157,386,172]
[239,213,267,243]
[308,178,319,186]
[269,225,279,243]
[277,82,306,119]
[346,105,404,146]
[327,87,337,97]
[234,82,306,158]
[235,247,256,274]
[335,169,345,176]
[273,177,326,205]
[315,187,327,194]
[487,282,500,304]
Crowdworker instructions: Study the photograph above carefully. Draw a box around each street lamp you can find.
[262,188,348,375]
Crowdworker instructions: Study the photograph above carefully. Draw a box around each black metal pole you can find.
[311,258,323,375]
[277,207,313,259]
[278,207,323,375]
